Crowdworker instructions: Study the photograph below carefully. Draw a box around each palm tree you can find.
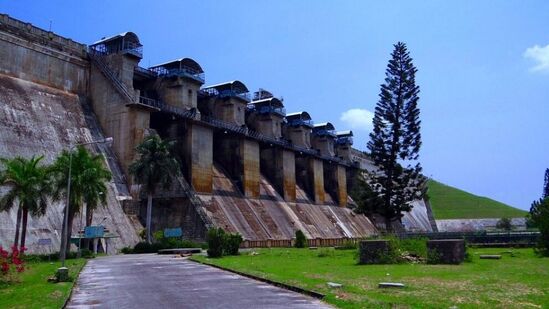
[129,135,180,243]
[0,156,51,249]
[50,147,111,253]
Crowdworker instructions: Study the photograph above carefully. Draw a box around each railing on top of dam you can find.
[136,97,347,165]
[87,48,350,167]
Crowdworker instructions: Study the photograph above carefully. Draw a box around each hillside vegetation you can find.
[427,180,527,219]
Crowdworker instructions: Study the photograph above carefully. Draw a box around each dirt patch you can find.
[48,290,63,299]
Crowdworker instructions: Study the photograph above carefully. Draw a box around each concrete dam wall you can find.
[0,73,142,252]
[0,14,434,252]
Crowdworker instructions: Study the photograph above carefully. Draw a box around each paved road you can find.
[67,254,331,309]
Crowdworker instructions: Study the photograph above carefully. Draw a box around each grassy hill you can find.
[427,180,527,219]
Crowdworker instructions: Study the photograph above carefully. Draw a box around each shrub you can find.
[223,233,243,256]
[120,247,133,254]
[0,246,25,283]
[80,248,95,259]
[132,241,163,253]
[426,249,441,264]
[295,230,307,248]
[359,236,429,264]
[153,230,164,241]
[207,228,225,258]
[496,217,513,231]
[398,237,428,259]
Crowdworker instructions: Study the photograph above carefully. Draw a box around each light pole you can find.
[57,137,112,280]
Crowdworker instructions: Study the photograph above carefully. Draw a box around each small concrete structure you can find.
[359,240,390,264]
[283,112,313,149]
[378,282,405,288]
[201,80,250,126]
[150,58,205,110]
[311,122,336,157]
[335,131,354,162]
[327,282,343,288]
[427,239,466,264]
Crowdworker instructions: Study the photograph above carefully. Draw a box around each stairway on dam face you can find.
[0,73,142,252]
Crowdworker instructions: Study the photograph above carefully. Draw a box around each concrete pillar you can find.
[324,163,347,207]
[260,148,296,202]
[296,157,325,204]
[215,135,260,198]
[241,139,260,198]
[184,123,213,193]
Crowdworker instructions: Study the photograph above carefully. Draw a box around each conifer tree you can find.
[367,42,424,231]
[543,168,549,199]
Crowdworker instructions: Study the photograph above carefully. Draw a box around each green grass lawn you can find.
[192,248,549,308]
[427,180,527,219]
[0,258,86,309]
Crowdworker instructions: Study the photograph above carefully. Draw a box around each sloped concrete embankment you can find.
[0,74,142,253]
[197,164,378,243]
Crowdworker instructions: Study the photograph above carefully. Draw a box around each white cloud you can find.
[340,108,374,132]
[524,44,549,72]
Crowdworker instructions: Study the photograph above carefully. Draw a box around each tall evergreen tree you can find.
[367,42,424,231]
[543,168,549,199]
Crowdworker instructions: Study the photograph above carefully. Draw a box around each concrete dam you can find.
[0,14,433,252]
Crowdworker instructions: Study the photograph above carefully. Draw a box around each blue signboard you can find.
[164,228,182,238]
[84,226,105,238]
[37,238,52,245]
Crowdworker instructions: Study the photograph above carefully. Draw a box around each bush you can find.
[120,247,133,254]
[80,248,95,259]
[132,242,164,253]
[207,228,225,258]
[295,230,307,248]
[496,217,513,231]
[223,233,243,256]
[398,237,428,259]
[360,236,429,264]
[0,246,25,283]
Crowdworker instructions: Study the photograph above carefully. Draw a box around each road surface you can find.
[67,254,331,308]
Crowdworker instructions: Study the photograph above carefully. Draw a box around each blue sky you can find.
[1,1,548,210]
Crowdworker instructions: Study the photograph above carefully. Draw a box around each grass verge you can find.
[0,258,87,309]
[191,247,549,308]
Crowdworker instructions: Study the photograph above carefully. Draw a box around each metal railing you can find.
[135,66,157,77]
[89,51,135,103]
[313,129,337,138]
[122,41,143,58]
[202,88,251,102]
[287,119,314,128]
[336,136,353,145]
[247,105,286,117]
[150,66,205,83]
[89,41,143,58]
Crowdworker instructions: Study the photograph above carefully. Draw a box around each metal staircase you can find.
[89,51,135,103]
[175,176,214,230]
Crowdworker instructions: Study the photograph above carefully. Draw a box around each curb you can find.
[189,259,325,300]
[62,259,88,309]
